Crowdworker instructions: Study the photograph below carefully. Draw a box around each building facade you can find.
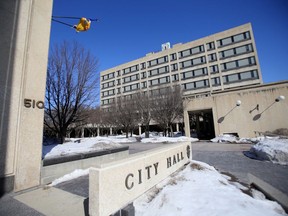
[100,23,262,108]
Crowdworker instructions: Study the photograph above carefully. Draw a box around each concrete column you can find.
[176,123,179,132]
[0,0,53,193]
[81,128,85,138]
[184,110,190,137]
[97,127,100,136]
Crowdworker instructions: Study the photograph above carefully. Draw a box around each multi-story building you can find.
[100,23,262,108]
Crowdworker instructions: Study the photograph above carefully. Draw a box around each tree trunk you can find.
[145,124,150,138]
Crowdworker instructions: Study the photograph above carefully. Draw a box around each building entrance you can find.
[188,109,215,140]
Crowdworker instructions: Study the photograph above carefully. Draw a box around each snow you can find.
[49,168,90,186]
[210,134,257,143]
[42,135,197,159]
[43,137,126,159]
[141,136,198,143]
[134,160,287,216]
[249,138,288,165]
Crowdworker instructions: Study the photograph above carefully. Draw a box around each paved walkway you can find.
[192,142,288,195]
[1,141,287,215]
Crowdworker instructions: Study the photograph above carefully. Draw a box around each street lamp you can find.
[236,100,242,106]
[275,95,285,102]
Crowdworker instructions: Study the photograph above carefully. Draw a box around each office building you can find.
[100,23,262,108]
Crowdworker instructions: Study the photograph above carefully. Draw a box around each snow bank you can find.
[49,168,89,186]
[141,136,198,143]
[43,137,125,159]
[211,134,260,143]
[134,160,287,216]
[249,138,288,165]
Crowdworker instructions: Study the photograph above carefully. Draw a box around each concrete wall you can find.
[0,0,53,193]
[184,81,288,138]
[41,150,129,184]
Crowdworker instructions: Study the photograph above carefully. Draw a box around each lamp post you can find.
[275,95,285,102]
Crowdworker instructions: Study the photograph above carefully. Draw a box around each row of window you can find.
[102,59,257,91]
[219,44,253,59]
[217,31,251,47]
[101,31,252,81]
[221,57,256,71]
[101,70,259,103]
[103,56,256,90]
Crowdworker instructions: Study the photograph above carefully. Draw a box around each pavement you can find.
[0,141,287,215]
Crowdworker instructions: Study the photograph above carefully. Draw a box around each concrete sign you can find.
[89,142,191,216]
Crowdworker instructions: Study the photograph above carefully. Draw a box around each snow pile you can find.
[43,137,125,159]
[211,134,258,143]
[141,136,198,143]
[249,138,288,165]
[134,160,287,216]
[49,168,89,186]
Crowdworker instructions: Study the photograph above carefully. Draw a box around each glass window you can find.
[184,82,195,90]
[206,42,215,50]
[171,63,178,71]
[170,53,177,61]
[210,65,219,73]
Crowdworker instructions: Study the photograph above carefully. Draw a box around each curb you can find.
[248,173,288,212]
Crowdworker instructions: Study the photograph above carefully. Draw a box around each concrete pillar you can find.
[0,0,53,193]
[110,127,113,135]
[138,125,142,135]
[97,127,100,136]
[176,123,179,132]
[184,110,190,137]
[81,128,85,138]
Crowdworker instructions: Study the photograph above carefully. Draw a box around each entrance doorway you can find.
[188,109,215,140]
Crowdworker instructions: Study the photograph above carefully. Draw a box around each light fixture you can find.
[236,100,241,106]
[275,95,285,102]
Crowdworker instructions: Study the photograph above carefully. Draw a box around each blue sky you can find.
[50,0,288,83]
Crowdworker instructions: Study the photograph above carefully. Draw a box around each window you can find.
[221,57,256,71]
[141,62,146,70]
[122,74,139,83]
[101,98,114,105]
[123,83,139,92]
[148,56,168,67]
[206,42,215,50]
[117,70,121,76]
[101,72,115,81]
[149,76,170,86]
[208,53,217,62]
[102,89,115,97]
[170,53,177,61]
[123,64,139,75]
[223,70,258,84]
[171,63,178,71]
[141,81,147,88]
[181,67,208,80]
[180,56,206,69]
[141,72,147,79]
[211,77,221,86]
[217,31,251,47]
[220,44,253,59]
[172,74,179,82]
[182,79,209,90]
[209,65,219,73]
[179,45,204,58]
[148,66,169,76]
[102,80,115,89]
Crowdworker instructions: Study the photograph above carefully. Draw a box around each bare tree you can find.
[44,41,99,143]
[113,97,140,138]
[134,91,154,138]
[152,85,184,136]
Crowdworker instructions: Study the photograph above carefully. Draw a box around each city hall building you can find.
[100,23,288,139]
